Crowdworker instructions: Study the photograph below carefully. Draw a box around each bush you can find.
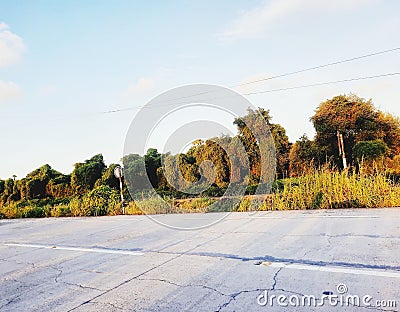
[69,185,120,216]
[51,204,72,217]
[124,201,144,215]
[178,197,216,213]
[353,140,389,161]
[132,196,169,214]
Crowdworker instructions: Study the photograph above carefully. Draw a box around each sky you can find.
[0,0,399,179]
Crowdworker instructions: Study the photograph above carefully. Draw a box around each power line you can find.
[243,72,400,95]
[99,71,400,114]
[99,47,400,114]
[234,47,400,88]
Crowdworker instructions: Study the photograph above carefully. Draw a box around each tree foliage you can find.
[289,134,325,176]
[71,154,106,193]
[352,140,389,161]
[311,94,400,167]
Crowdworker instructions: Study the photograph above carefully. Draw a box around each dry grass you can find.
[262,167,400,210]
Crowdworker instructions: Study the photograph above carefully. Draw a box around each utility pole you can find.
[114,166,125,214]
[337,130,347,169]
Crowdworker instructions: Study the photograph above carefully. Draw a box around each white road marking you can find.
[247,216,380,219]
[4,243,144,256]
[267,262,400,278]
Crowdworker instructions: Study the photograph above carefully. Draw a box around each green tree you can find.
[0,180,4,196]
[144,148,162,188]
[95,163,121,190]
[1,178,20,202]
[289,134,326,176]
[122,153,148,194]
[311,94,390,167]
[270,123,291,178]
[234,108,289,181]
[375,112,400,156]
[46,174,73,198]
[19,164,63,200]
[71,154,106,193]
[190,138,231,188]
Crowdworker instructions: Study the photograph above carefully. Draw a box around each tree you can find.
[178,154,200,188]
[144,148,162,188]
[227,136,250,184]
[311,94,398,167]
[46,174,73,198]
[270,123,291,178]
[234,111,262,184]
[189,138,231,188]
[95,163,121,190]
[71,154,106,193]
[0,180,4,196]
[234,108,289,181]
[122,153,148,194]
[1,178,20,203]
[289,134,325,176]
[375,112,400,156]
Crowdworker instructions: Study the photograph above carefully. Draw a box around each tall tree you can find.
[234,108,290,181]
[270,123,291,178]
[144,148,162,188]
[122,153,148,194]
[310,94,398,167]
[71,154,106,193]
[189,138,231,188]
[94,163,121,190]
[289,134,326,176]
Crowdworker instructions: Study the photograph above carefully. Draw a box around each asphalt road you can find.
[0,208,399,311]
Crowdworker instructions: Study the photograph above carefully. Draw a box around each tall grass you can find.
[263,166,400,210]
[124,197,217,215]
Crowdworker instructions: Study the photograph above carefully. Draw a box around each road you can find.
[0,208,399,311]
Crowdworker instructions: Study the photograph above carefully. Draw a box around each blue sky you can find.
[0,0,399,179]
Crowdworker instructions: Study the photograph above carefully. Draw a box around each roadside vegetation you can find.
[1,94,400,219]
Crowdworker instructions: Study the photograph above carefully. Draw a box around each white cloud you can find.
[0,22,25,67]
[0,80,22,101]
[218,0,375,41]
[122,78,155,98]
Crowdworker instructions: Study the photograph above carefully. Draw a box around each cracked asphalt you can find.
[0,208,399,311]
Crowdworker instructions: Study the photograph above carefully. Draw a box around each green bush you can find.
[353,140,389,161]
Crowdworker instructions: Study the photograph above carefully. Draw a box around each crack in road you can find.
[52,266,63,283]
[90,301,127,310]
[62,282,104,292]
[216,266,285,312]
[137,277,229,297]
[66,234,227,312]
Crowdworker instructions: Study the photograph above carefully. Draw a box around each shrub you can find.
[178,197,216,213]
[353,140,389,161]
[51,204,72,217]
